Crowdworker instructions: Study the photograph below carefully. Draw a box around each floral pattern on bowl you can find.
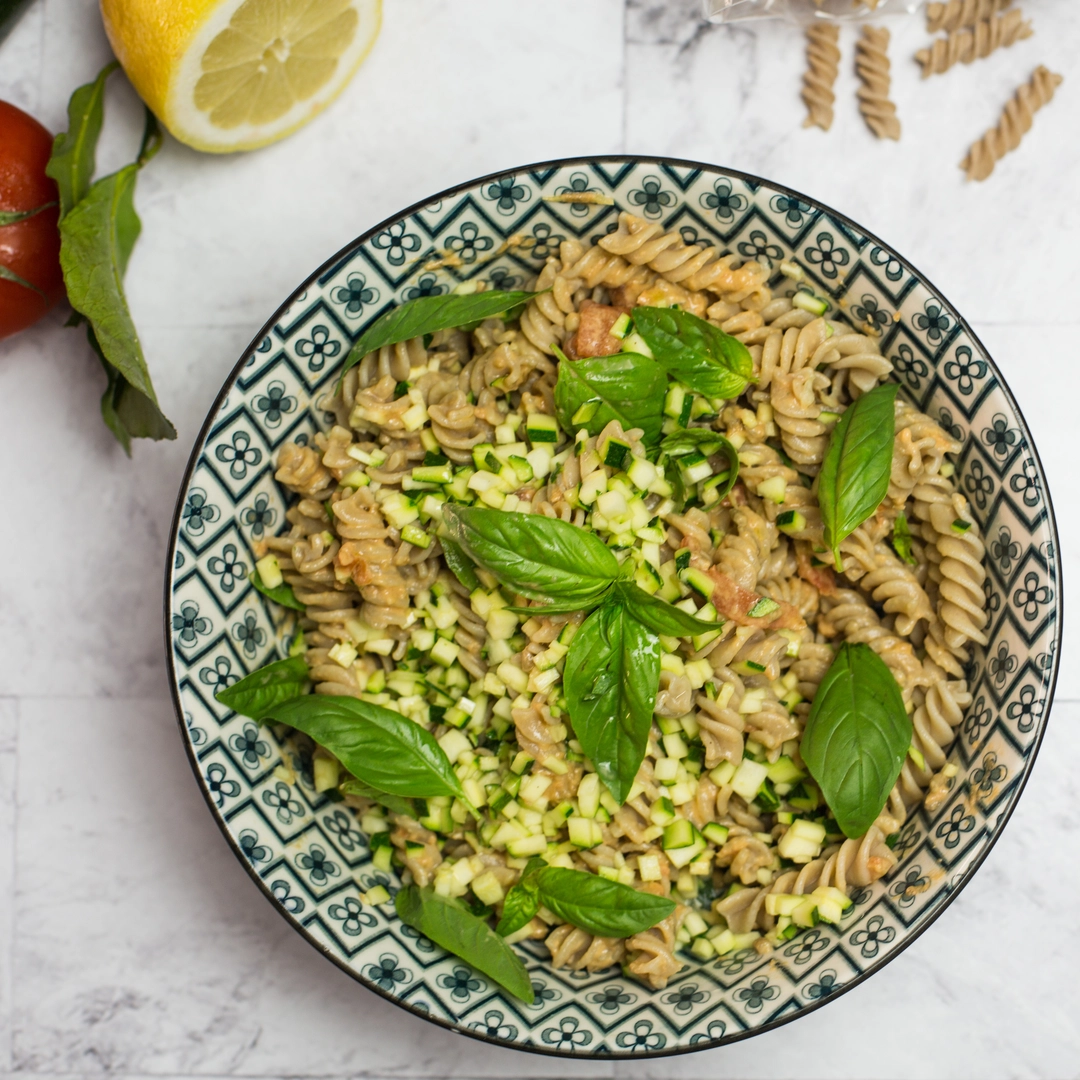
[166,157,1061,1058]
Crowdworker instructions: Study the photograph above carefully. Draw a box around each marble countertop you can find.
[1,1,1077,1077]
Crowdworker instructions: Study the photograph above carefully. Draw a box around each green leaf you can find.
[495,856,545,937]
[532,866,676,937]
[263,695,472,805]
[339,290,538,384]
[800,642,912,838]
[613,581,721,636]
[0,0,35,46]
[439,537,480,593]
[395,886,535,1004]
[818,383,898,565]
[45,61,118,218]
[443,505,618,607]
[553,348,667,447]
[632,306,754,400]
[563,602,660,804]
[891,511,918,567]
[339,778,417,818]
[250,568,306,611]
[0,202,56,226]
[659,427,740,503]
[0,260,48,300]
[215,656,310,719]
[87,326,176,456]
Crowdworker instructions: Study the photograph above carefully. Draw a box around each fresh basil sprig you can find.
[564,600,660,804]
[339,290,538,385]
[498,862,676,939]
[439,537,480,592]
[395,886,535,1004]
[632,306,754,401]
[339,778,416,818]
[552,346,667,446]
[818,383,898,566]
[216,655,310,718]
[613,581,721,637]
[48,63,176,454]
[443,505,618,607]
[250,569,306,611]
[659,427,740,504]
[800,642,912,838]
[891,511,918,567]
[262,696,474,808]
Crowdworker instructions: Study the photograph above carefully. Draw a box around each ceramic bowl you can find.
[165,157,1061,1058]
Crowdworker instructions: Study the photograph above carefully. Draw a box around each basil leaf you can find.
[216,656,310,718]
[45,60,117,217]
[891,511,918,567]
[613,581,721,637]
[495,856,545,937]
[57,105,175,454]
[553,348,667,447]
[443,505,618,606]
[395,886,535,1004]
[801,642,912,838]
[339,778,417,818]
[439,537,480,592]
[564,602,660,804]
[250,568,307,612]
[632,306,753,400]
[506,597,608,617]
[340,290,538,383]
[818,383,898,565]
[533,866,676,937]
[265,696,472,805]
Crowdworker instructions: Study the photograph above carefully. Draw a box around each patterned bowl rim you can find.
[163,154,1062,1059]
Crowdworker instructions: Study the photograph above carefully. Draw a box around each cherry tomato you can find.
[0,99,64,340]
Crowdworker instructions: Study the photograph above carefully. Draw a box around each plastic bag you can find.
[703,0,920,24]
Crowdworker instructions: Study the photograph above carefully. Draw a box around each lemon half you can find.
[100,0,381,153]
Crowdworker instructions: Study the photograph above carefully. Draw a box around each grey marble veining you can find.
[0,1,1077,1077]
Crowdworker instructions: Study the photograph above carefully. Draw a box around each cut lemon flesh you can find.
[101,0,381,153]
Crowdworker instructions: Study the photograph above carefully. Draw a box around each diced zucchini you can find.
[602,437,632,470]
[412,463,453,484]
[731,758,770,802]
[430,637,461,667]
[747,597,780,620]
[767,756,805,785]
[568,817,603,849]
[792,291,828,316]
[577,773,601,818]
[610,312,631,339]
[702,822,729,846]
[621,330,654,358]
[678,451,712,485]
[650,796,677,827]
[507,834,549,858]
[654,757,679,785]
[400,523,431,548]
[680,567,714,600]
[664,383,687,421]
[776,509,807,535]
[757,476,787,503]
[525,412,559,443]
[255,554,283,590]
[755,778,780,812]
[662,818,696,851]
[667,838,706,869]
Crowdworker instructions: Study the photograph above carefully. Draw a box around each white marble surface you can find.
[0,2,1077,1078]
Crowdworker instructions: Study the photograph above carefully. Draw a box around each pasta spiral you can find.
[961,65,1064,182]
[855,26,901,141]
[927,0,1012,34]
[916,9,1033,78]
[802,24,841,132]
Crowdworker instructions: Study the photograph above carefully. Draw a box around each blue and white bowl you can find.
[165,157,1061,1058]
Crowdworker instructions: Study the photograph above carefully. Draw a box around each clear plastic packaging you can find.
[703,0,920,24]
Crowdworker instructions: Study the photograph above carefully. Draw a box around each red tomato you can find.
[0,100,65,340]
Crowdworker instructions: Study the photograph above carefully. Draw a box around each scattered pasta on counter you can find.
[801,23,842,130]
[915,7,1032,78]
[855,25,901,140]
[961,64,1063,181]
[926,0,1012,35]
